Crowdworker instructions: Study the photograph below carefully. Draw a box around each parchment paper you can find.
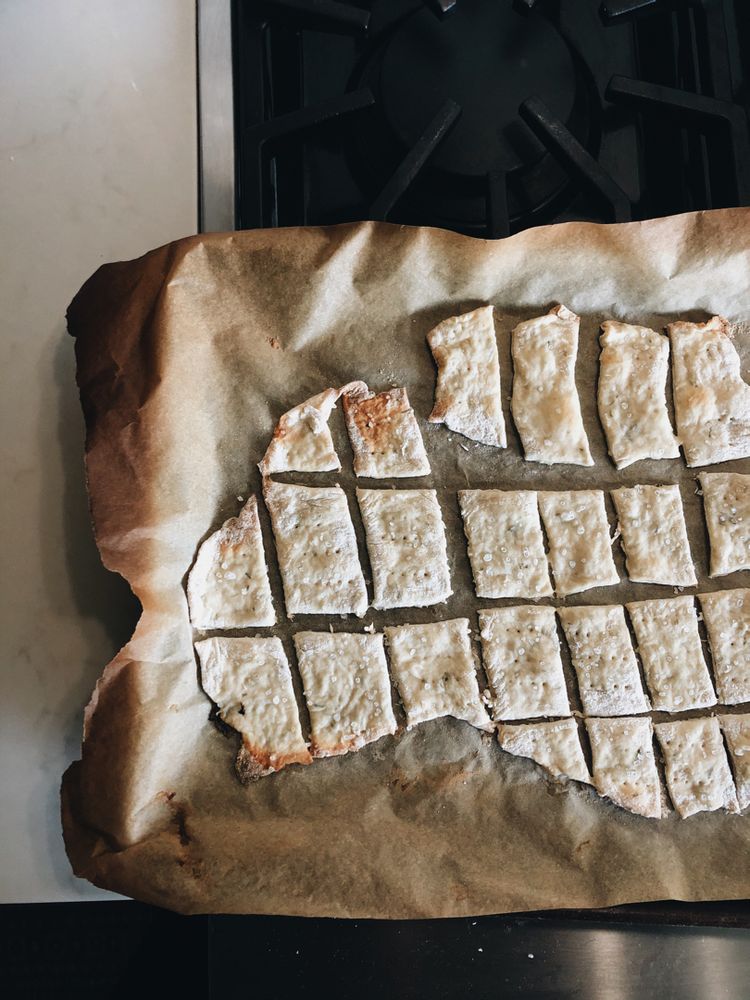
[62,209,750,916]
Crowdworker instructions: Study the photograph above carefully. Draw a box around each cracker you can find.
[259,381,365,475]
[263,479,367,617]
[559,604,649,717]
[700,472,750,576]
[187,495,275,628]
[719,714,750,810]
[585,716,662,818]
[459,489,552,599]
[597,321,680,469]
[668,315,750,467]
[195,636,311,779]
[478,606,570,721]
[293,631,397,758]
[384,618,491,731]
[357,488,451,609]
[498,719,591,784]
[626,596,716,713]
[611,484,697,586]
[427,304,506,447]
[510,304,593,466]
[343,384,430,478]
[698,589,750,705]
[655,717,739,818]
[537,490,619,596]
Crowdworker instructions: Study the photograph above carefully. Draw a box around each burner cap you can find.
[380,0,580,177]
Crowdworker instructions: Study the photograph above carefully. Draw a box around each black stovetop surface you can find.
[3,898,750,998]
[233,0,750,234]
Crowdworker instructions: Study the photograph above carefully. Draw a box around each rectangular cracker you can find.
[698,589,750,705]
[510,304,593,466]
[611,484,697,586]
[293,631,397,758]
[537,490,619,596]
[427,304,506,447]
[626,596,716,713]
[459,489,552,599]
[597,321,680,469]
[720,714,750,810]
[357,488,451,609]
[478,606,570,720]
[263,480,368,617]
[559,604,649,717]
[195,636,311,779]
[700,472,750,576]
[586,717,662,818]
[342,385,431,478]
[384,618,491,731]
[498,719,591,784]
[668,315,750,466]
[655,717,739,818]
[187,495,275,629]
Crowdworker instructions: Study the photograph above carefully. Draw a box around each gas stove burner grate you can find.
[229,0,750,235]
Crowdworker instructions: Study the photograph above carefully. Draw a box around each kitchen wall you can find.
[0,0,198,902]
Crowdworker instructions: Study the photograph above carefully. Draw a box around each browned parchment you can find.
[62,209,750,916]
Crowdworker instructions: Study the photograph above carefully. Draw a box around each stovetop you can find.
[198,0,750,234]
[4,899,749,998]
[193,0,750,940]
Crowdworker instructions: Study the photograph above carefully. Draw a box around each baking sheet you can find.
[62,209,750,916]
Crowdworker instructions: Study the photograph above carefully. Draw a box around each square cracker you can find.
[478,606,570,721]
[293,631,397,758]
[597,321,680,469]
[586,716,661,818]
[498,719,591,784]
[195,636,311,779]
[720,714,750,810]
[611,484,697,587]
[357,488,452,609]
[698,589,750,705]
[700,472,750,576]
[426,304,506,447]
[668,315,750,467]
[655,717,739,818]
[537,490,619,596]
[343,385,430,478]
[510,304,593,466]
[384,618,491,731]
[263,480,368,617]
[559,604,649,717]
[626,596,716,713]
[459,489,552,599]
[187,495,275,629]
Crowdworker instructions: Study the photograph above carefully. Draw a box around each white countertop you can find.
[0,0,198,902]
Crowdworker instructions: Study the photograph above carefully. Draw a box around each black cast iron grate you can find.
[234,0,750,233]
